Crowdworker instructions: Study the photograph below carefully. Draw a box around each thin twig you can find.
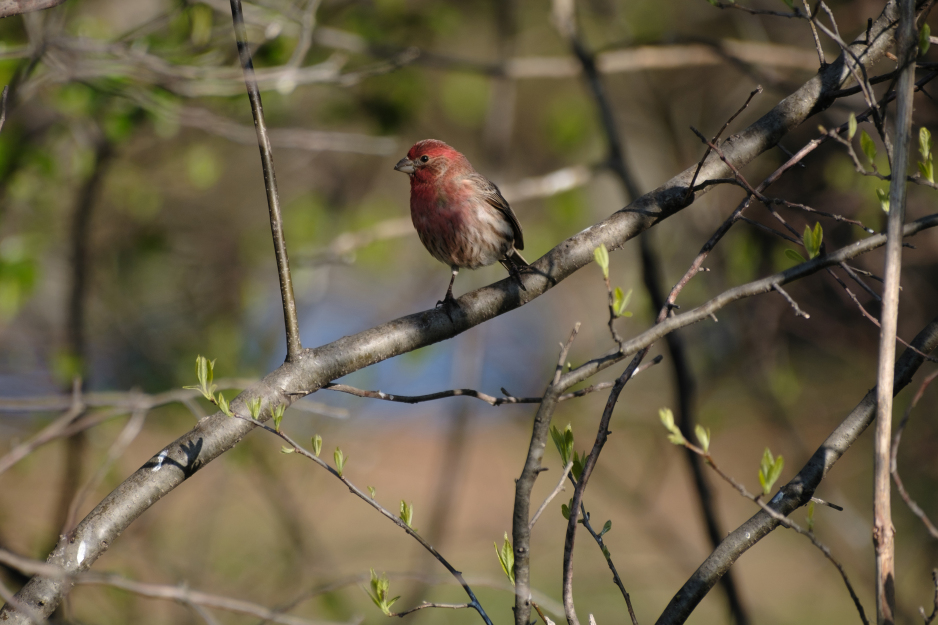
[686,86,763,198]
[573,499,639,625]
[390,602,471,618]
[891,371,938,539]
[229,0,302,362]
[79,573,345,625]
[232,414,493,625]
[0,380,85,477]
[802,0,825,66]
[772,284,810,318]
[529,461,573,529]
[678,441,869,625]
[922,570,938,624]
[562,352,646,625]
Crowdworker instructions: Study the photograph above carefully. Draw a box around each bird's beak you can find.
[394,157,415,175]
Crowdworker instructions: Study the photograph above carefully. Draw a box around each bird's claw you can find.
[508,266,528,291]
[435,294,459,322]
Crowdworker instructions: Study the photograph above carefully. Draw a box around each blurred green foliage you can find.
[542,93,598,155]
[440,73,490,128]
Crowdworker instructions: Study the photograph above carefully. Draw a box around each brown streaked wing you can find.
[470,172,524,250]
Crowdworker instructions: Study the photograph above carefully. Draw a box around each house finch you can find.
[394,139,528,304]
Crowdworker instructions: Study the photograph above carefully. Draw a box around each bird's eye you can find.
[420,155,429,163]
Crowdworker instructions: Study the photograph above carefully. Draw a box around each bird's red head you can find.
[394,139,471,183]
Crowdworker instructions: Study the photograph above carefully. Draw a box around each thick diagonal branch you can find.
[655,313,938,625]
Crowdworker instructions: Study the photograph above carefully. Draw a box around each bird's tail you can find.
[500,248,529,270]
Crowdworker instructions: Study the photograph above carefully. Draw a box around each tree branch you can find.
[655,313,938,625]
[0,0,66,18]
[229,0,302,362]
[874,1,917,621]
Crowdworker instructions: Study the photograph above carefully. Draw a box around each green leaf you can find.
[246,397,261,420]
[876,188,890,213]
[311,434,322,457]
[918,160,934,184]
[600,520,612,537]
[659,408,686,446]
[919,127,932,160]
[920,23,931,56]
[802,222,823,259]
[781,0,793,8]
[847,113,857,140]
[368,486,376,499]
[550,424,574,466]
[806,500,816,532]
[272,403,286,432]
[399,500,414,528]
[785,248,807,263]
[183,355,218,401]
[706,0,719,5]
[216,391,233,417]
[561,500,571,520]
[601,545,611,559]
[366,569,398,616]
[918,128,934,184]
[334,447,347,476]
[280,446,294,454]
[758,447,784,496]
[593,244,610,280]
[860,130,877,165]
[613,287,633,317]
[494,532,515,586]
[695,424,711,454]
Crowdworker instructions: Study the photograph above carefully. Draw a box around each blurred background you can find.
[0,0,937,623]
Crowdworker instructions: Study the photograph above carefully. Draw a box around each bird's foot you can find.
[435,293,459,321]
[508,265,528,291]
[435,291,457,308]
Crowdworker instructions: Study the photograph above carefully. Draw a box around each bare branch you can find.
[229,0,302,362]
[891,371,938,539]
[772,284,810,318]
[390,602,472,618]
[529,461,573,530]
[0,0,66,19]
[234,417,493,625]
[323,357,663,407]
[656,313,938,625]
[513,324,581,625]
[78,573,348,625]
[874,1,917,620]
[675,441,869,625]
[61,408,149,535]
[173,105,398,156]
[922,570,938,625]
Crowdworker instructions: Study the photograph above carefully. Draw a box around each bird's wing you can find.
[469,173,524,250]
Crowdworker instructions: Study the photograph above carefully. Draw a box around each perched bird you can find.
[394,139,528,304]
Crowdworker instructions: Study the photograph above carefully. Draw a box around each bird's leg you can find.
[437,266,459,308]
